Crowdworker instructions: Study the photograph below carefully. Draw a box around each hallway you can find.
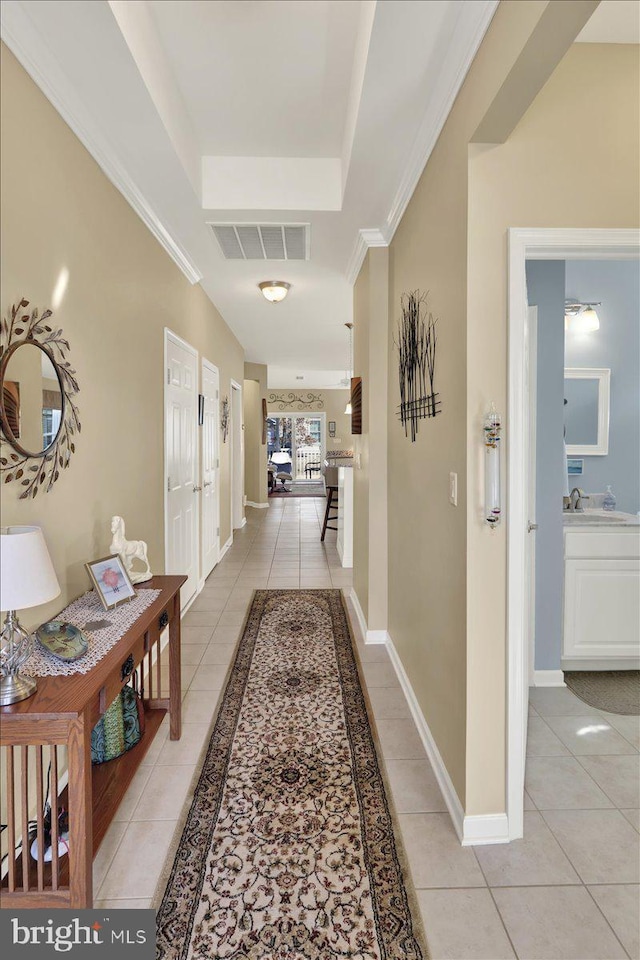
[89,501,637,960]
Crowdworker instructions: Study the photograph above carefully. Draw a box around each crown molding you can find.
[385,0,498,240]
[346,0,499,286]
[1,1,203,285]
[345,228,388,286]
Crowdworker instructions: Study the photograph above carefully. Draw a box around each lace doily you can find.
[23,588,162,678]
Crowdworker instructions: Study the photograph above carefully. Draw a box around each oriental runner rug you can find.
[155,589,427,960]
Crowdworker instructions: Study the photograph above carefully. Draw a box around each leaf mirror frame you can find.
[1,299,81,499]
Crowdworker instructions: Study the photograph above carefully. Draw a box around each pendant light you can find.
[344,322,354,415]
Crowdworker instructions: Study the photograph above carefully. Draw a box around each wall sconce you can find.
[565,300,600,333]
[484,403,502,527]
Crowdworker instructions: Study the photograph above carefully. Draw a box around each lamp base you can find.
[0,673,37,706]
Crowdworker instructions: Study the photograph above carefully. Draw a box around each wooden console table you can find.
[0,574,185,909]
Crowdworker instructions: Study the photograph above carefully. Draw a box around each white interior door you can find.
[231,380,244,530]
[165,330,199,608]
[202,359,220,579]
[526,306,538,685]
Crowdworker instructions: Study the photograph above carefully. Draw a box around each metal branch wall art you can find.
[268,392,324,411]
[395,290,440,441]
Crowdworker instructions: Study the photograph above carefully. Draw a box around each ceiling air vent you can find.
[210,223,309,261]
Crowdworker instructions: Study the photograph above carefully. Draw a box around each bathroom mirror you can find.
[1,299,80,498]
[564,367,610,456]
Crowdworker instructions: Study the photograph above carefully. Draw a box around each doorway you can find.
[230,380,244,529]
[266,413,326,481]
[201,359,220,580]
[506,227,640,841]
[164,329,199,609]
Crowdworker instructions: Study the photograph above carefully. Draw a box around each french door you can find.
[267,414,325,480]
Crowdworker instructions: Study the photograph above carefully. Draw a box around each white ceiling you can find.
[577,0,640,43]
[2,0,499,386]
[148,0,362,159]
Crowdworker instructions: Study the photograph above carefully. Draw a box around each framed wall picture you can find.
[567,458,584,476]
[86,554,136,610]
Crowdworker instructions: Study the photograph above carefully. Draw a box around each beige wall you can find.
[243,361,268,506]
[267,390,352,449]
[465,40,640,815]
[352,248,389,631]
[0,45,244,628]
[353,254,370,620]
[354,1,639,817]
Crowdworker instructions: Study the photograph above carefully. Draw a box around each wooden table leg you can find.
[169,592,182,741]
[67,714,93,908]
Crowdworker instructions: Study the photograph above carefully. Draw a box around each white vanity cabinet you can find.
[563,524,640,668]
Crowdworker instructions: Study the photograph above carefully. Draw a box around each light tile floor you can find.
[94,500,640,959]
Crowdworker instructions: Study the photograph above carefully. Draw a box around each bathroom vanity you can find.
[563,511,640,669]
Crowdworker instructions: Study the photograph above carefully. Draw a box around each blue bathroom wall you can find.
[565,260,640,514]
[526,258,640,672]
[525,260,566,673]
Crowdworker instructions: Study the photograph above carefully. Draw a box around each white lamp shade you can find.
[0,526,60,611]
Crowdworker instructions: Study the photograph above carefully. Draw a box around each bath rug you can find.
[155,589,427,959]
[564,670,640,716]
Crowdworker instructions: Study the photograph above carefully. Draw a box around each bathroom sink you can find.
[563,511,633,525]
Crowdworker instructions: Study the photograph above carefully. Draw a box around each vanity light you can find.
[565,300,600,333]
[258,281,291,303]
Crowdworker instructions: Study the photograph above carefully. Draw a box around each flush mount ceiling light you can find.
[565,300,601,333]
[258,280,291,303]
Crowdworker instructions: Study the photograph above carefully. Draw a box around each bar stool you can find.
[321,485,339,541]
[321,464,339,541]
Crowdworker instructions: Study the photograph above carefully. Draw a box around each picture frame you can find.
[567,458,584,476]
[85,554,136,610]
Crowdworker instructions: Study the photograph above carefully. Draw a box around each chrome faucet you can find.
[567,487,589,512]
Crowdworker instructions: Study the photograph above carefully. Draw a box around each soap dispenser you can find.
[603,485,617,511]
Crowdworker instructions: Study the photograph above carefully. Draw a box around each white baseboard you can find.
[385,635,509,846]
[219,535,233,561]
[366,629,390,645]
[348,588,388,645]
[533,670,566,687]
[348,588,368,642]
[246,500,269,509]
[385,636,465,842]
[462,813,509,846]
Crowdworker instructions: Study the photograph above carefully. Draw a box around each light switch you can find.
[449,472,458,506]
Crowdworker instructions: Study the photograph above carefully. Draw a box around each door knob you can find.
[527,522,538,532]
[203,481,212,488]
[193,485,202,493]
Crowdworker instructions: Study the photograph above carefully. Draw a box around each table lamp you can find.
[0,526,60,705]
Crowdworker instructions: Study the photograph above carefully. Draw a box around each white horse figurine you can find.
[109,516,152,584]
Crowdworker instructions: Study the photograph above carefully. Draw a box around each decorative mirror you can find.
[564,367,610,457]
[1,299,80,498]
